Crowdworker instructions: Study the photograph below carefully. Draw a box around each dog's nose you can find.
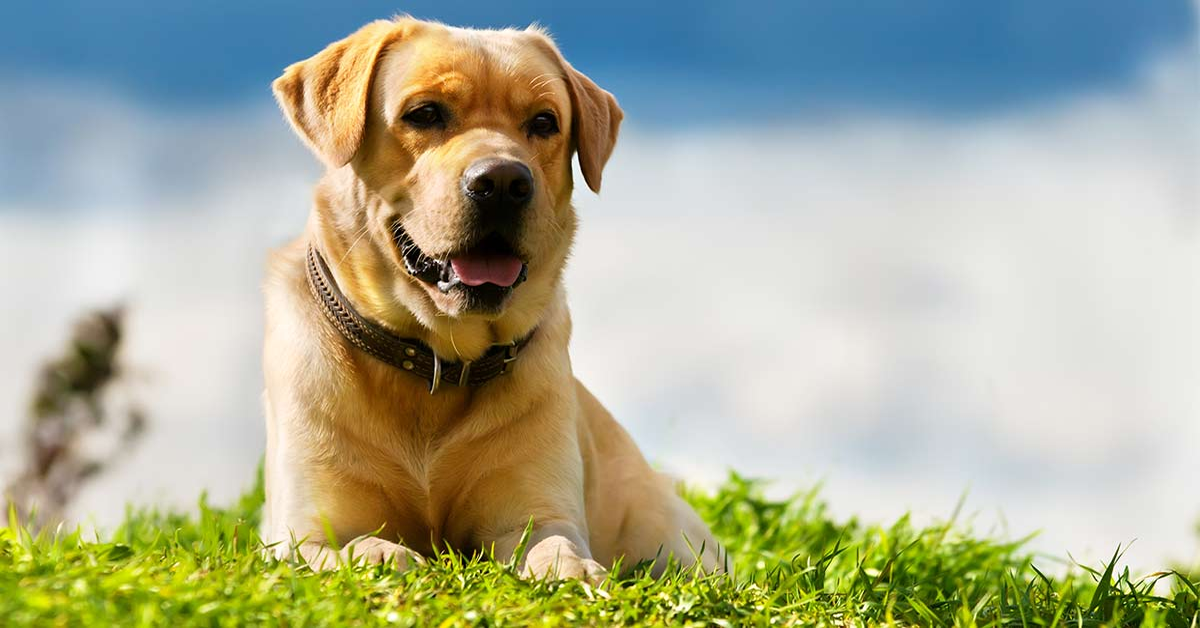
[462,159,534,212]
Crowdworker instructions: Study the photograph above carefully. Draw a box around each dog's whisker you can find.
[335,224,372,271]
[527,72,556,89]
[530,79,561,94]
[446,319,464,361]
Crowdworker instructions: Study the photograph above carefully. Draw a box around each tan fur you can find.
[263,17,725,581]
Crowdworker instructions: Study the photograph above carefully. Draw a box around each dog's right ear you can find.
[272,20,411,168]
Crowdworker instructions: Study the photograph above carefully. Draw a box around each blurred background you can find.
[1,1,1197,569]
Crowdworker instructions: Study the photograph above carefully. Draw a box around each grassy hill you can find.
[2,473,1196,626]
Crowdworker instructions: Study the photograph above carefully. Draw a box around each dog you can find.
[261,16,725,581]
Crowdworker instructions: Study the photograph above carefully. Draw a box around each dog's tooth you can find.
[436,277,460,294]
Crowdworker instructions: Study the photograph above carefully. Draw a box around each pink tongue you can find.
[450,254,524,287]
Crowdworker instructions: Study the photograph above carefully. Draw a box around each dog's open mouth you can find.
[394,225,528,295]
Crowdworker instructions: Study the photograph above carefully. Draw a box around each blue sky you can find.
[2,1,1195,120]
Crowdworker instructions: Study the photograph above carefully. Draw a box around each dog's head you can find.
[273,18,621,326]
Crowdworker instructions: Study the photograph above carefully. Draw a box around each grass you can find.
[1,472,1196,627]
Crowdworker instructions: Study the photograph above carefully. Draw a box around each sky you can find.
[0,2,1198,571]
[1,1,1196,116]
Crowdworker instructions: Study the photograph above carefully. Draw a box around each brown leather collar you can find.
[306,244,530,393]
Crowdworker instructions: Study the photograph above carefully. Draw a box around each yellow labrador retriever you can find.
[262,16,724,580]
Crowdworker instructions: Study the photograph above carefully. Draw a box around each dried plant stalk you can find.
[4,306,145,529]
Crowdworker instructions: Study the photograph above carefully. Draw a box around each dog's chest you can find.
[341,391,493,548]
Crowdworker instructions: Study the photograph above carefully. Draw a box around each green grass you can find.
[2,473,1196,627]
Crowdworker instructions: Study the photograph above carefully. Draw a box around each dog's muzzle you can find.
[393,225,529,295]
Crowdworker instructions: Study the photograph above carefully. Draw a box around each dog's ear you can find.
[272,20,410,168]
[527,29,623,193]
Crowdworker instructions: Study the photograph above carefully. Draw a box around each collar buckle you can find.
[500,341,519,374]
[429,353,442,394]
[457,360,472,387]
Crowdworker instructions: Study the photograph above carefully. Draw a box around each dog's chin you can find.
[427,283,514,318]
[393,225,528,317]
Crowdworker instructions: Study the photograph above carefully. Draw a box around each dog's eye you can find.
[402,103,447,129]
[527,111,559,138]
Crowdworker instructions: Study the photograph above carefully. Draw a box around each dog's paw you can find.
[564,556,608,586]
[299,537,425,571]
[522,553,608,585]
[342,536,425,570]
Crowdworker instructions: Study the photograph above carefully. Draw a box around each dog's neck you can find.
[305,170,557,363]
[305,242,534,392]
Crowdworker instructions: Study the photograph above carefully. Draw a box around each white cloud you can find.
[0,47,1196,570]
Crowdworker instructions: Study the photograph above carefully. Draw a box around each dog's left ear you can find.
[526,29,623,193]
[272,19,411,168]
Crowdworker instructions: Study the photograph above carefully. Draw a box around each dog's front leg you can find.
[490,521,606,584]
